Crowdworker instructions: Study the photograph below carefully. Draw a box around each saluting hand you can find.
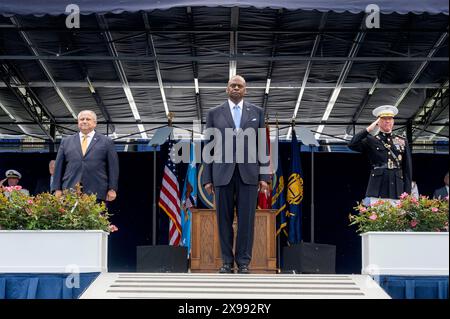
[367,118,380,133]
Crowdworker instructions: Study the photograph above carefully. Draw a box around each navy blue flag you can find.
[272,149,288,239]
[286,129,304,244]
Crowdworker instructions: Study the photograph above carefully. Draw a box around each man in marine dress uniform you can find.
[348,105,412,201]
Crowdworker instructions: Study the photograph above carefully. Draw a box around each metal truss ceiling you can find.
[0,7,448,144]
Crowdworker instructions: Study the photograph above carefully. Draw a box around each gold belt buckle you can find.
[388,161,394,169]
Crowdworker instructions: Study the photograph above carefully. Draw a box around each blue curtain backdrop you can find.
[0,273,99,299]
[1,151,448,274]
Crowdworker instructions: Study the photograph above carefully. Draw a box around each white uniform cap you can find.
[5,169,22,179]
[372,105,398,118]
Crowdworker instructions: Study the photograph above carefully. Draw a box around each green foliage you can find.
[349,193,449,233]
[0,185,114,232]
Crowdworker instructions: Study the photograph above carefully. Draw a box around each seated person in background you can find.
[433,172,449,199]
[0,169,29,196]
[411,181,419,199]
[33,160,55,195]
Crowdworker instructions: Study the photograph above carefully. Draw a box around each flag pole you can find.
[311,143,315,244]
[152,113,174,245]
[152,141,157,245]
[275,114,281,273]
[291,117,296,245]
[188,127,194,271]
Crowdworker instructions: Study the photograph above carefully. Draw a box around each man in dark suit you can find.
[52,110,119,202]
[433,172,449,199]
[348,105,412,201]
[33,160,55,195]
[203,75,270,274]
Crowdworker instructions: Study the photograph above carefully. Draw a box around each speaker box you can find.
[136,245,188,272]
[282,242,336,274]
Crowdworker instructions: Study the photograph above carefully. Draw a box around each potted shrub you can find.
[349,193,449,276]
[0,185,118,273]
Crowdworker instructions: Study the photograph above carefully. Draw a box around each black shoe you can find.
[237,264,250,274]
[219,264,233,274]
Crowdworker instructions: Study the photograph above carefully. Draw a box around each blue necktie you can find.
[232,105,241,129]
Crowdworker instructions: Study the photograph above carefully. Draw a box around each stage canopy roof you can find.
[1,0,448,16]
[0,1,448,144]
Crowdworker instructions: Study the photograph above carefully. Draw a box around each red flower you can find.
[400,192,409,199]
[4,185,22,193]
[109,225,119,233]
[369,214,378,221]
[410,220,418,228]
[371,200,384,207]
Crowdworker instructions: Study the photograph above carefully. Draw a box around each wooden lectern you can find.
[190,208,276,273]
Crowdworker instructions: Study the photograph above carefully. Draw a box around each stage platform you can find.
[80,273,390,299]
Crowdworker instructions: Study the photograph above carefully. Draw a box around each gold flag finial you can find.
[167,112,174,126]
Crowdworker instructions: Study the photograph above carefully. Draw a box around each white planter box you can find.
[361,232,449,276]
[0,230,108,273]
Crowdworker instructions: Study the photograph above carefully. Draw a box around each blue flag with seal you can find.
[287,129,304,244]
[181,142,197,257]
[272,150,288,239]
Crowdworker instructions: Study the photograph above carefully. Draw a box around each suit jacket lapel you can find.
[74,133,83,158]
[222,101,236,129]
[85,132,99,156]
[240,101,250,129]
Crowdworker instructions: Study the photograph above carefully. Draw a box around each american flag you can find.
[158,139,181,246]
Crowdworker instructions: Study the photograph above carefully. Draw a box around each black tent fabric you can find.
[0,3,448,143]
[0,0,448,16]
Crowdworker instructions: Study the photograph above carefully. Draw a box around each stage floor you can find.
[80,273,390,299]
